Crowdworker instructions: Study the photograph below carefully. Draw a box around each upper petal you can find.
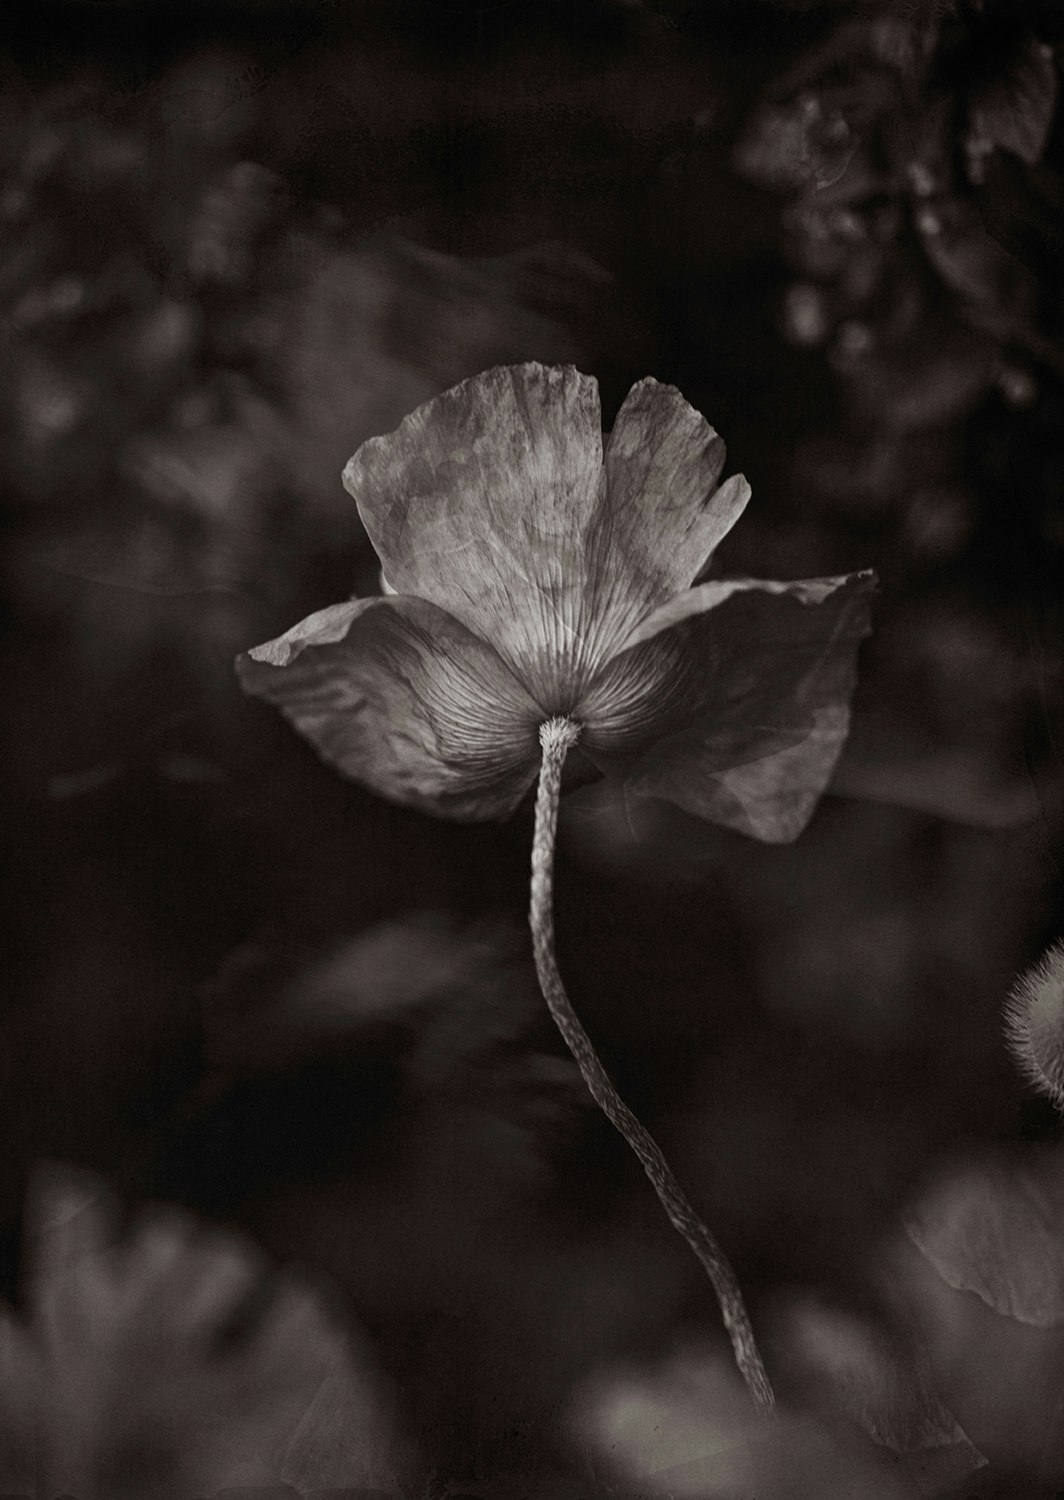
[342,364,607,711]
[236,595,542,821]
[577,572,875,843]
[601,378,751,605]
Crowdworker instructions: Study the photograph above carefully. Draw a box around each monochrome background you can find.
[2,2,1063,1496]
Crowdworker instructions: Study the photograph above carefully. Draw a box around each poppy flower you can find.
[236,363,875,1413]
[237,362,873,842]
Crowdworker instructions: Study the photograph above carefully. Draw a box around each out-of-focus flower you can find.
[238,362,874,840]
[904,1149,1064,1329]
[967,33,1058,172]
[0,1166,409,1499]
[570,1340,928,1499]
[1005,940,1064,1109]
[770,1293,984,1494]
[898,1147,1064,1471]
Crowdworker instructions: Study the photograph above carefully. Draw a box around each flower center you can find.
[539,715,582,755]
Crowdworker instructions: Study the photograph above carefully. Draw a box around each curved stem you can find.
[530,716,775,1413]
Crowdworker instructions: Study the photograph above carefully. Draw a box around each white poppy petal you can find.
[343,363,608,709]
[603,378,750,599]
[237,595,542,820]
[578,572,875,842]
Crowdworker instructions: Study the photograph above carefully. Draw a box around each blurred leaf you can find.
[917,196,1038,325]
[186,160,287,287]
[842,325,997,431]
[0,1304,35,1494]
[203,917,586,1189]
[978,151,1064,287]
[834,595,1040,828]
[1,1165,410,1499]
[24,510,256,599]
[969,36,1059,167]
[898,486,974,565]
[122,399,282,529]
[833,739,1040,829]
[206,916,539,1075]
[283,916,523,1035]
[904,1149,1064,1327]
[734,92,860,192]
[734,13,937,197]
[265,233,603,526]
[772,1295,985,1496]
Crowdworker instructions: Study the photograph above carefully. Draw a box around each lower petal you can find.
[578,572,875,843]
[236,595,543,821]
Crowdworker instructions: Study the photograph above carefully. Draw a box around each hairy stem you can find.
[530,716,775,1412]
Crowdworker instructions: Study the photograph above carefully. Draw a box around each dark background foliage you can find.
[2,1,1063,1496]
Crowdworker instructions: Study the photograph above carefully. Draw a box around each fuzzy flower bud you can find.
[1004,941,1064,1109]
